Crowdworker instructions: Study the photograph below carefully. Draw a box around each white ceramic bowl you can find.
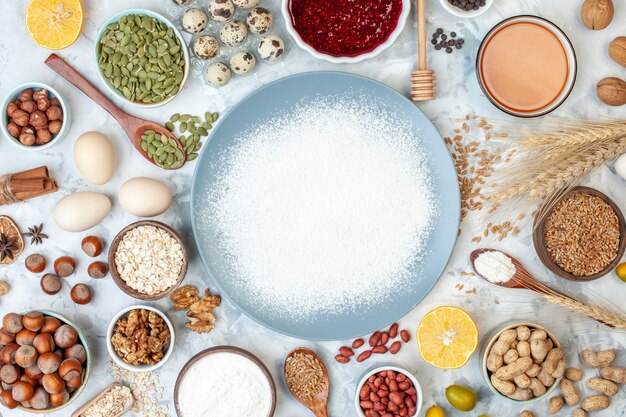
[1,82,71,151]
[355,366,423,417]
[480,321,562,405]
[281,0,411,64]
[438,0,494,18]
[107,305,175,372]
[94,9,190,108]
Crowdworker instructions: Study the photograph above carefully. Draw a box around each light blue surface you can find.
[190,71,460,340]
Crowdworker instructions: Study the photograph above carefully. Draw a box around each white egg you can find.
[119,177,172,217]
[615,153,626,181]
[54,192,112,232]
[74,131,116,185]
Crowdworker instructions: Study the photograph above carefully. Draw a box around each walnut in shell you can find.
[597,77,626,106]
[609,37,626,67]
[581,0,614,30]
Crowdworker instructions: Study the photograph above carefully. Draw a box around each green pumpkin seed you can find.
[185,143,195,154]
[187,153,198,161]
[140,141,148,152]
[165,122,175,131]
[198,127,208,136]
[180,122,187,133]
[175,149,184,160]
[170,160,184,170]
[170,113,180,122]
[202,122,213,130]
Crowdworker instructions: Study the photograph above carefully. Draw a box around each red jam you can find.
[289,0,404,57]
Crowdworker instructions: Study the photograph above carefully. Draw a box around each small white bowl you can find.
[1,82,71,151]
[438,0,494,18]
[281,0,411,64]
[107,305,175,372]
[94,9,190,108]
[355,366,423,417]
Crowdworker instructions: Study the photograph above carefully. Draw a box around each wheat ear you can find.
[543,294,626,330]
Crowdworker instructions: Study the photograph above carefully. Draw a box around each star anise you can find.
[23,223,48,245]
[0,233,19,262]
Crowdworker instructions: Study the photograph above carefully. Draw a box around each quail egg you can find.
[205,62,232,87]
[208,0,235,22]
[172,0,192,4]
[220,21,248,47]
[193,35,220,60]
[230,51,256,76]
[232,0,260,9]
[246,7,273,34]
[182,8,208,33]
[257,35,284,62]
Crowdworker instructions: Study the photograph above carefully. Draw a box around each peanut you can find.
[587,377,618,396]
[491,329,517,356]
[529,329,547,341]
[581,349,615,368]
[561,378,580,406]
[548,396,564,415]
[573,409,587,417]
[537,366,556,387]
[514,373,531,389]
[495,356,533,380]
[526,363,541,378]
[543,348,563,374]
[491,374,516,396]
[564,367,583,382]
[509,388,533,401]
[516,326,531,341]
[504,349,519,364]
[487,353,504,372]
[600,367,626,384]
[552,359,566,379]
[517,340,531,357]
[529,378,546,397]
[581,394,610,411]
[531,339,550,363]
[520,410,535,417]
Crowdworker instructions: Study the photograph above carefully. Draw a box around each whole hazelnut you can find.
[29,111,47,129]
[6,123,21,138]
[50,98,61,107]
[20,101,37,113]
[6,102,17,118]
[11,110,30,127]
[32,89,48,101]
[36,98,51,112]
[18,89,33,102]
[48,120,62,135]
[36,129,52,145]
[19,133,36,146]
[46,106,62,121]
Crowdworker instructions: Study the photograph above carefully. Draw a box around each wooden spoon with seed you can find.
[284,347,330,417]
[45,54,185,168]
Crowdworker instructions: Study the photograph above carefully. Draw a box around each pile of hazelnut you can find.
[5,88,64,146]
[0,311,87,410]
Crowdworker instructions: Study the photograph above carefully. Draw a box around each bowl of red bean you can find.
[355,366,422,417]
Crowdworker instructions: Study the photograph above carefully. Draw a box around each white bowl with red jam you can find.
[282,0,411,63]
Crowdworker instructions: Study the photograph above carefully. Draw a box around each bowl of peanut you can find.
[480,322,564,405]
[1,82,70,151]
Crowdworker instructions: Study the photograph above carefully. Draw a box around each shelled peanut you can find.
[487,326,564,401]
[335,323,411,364]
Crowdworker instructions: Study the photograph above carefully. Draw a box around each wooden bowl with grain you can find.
[532,186,626,282]
[108,220,188,300]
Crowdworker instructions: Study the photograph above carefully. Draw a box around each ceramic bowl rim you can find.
[106,304,176,373]
[17,310,91,414]
[173,345,277,417]
[480,321,562,405]
[437,0,494,18]
[475,15,577,118]
[1,82,71,151]
[281,0,411,64]
[94,8,190,108]
[354,365,423,417]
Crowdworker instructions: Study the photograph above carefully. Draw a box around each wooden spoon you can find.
[284,347,330,417]
[71,382,133,417]
[45,54,185,168]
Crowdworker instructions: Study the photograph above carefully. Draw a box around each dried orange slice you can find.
[25,0,84,50]
[417,306,478,369]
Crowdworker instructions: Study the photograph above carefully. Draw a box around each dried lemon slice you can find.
[25,0,84,50]
[417,306,478,369]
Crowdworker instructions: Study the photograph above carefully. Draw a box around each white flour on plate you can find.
[202,97,437,320]
[177,352,272,417]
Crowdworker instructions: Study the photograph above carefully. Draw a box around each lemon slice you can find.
[26,0,84,50]
[417,306,478,369]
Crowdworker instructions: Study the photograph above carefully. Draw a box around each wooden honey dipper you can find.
[411,0,436,101]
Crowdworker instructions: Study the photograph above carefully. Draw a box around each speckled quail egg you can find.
[230,51,256,75]
[193,35,220,60]
[205,62,232,87]
[257,35,284,62]
[182,8,209,33]
[172,0,192,5]
[232,0,260,9]
[220,21,248,47]
[246,7,273,34]
[208,0,235,22]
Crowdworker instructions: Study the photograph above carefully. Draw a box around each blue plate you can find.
[190,72,460,341]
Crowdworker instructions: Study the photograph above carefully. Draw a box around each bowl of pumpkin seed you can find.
[95,9,190,107]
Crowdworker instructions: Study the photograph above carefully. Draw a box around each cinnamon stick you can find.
[11,166,49,181]
[0,166,58,206]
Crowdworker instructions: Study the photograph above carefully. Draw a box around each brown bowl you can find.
[533,186,626,282]
[108,220,188,300]
[174,346,276,417]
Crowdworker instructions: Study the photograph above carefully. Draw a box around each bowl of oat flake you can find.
[109,220,188,300]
